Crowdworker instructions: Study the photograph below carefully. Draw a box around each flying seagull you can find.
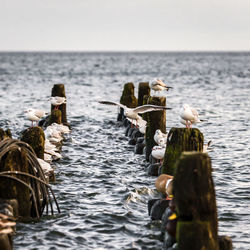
[99,101,171,125]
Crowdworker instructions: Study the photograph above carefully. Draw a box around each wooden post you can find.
[49,110,62,125]
[51,84,67,124]
[161,128,203,175]
[20,127,45,160]
[117,82,137,121]
[145,96,166,161]
[0,144,31,217]
[174,152,219,250]
[138,82,150,106]
[218,236,233,250]
[142,95,150,122]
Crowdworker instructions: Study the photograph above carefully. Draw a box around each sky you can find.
[0,0,250,51]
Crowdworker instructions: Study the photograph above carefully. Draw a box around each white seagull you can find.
[152,145,166,163]
[25,108,46,126]
[50,96,66,110]
[99,101,171,126]
[150,78,172,95]
[180,104,204,128]
[127,116,147,134]
[154,129,168,146]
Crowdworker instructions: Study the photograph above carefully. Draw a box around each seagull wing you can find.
[155,80,173,89]
[133,105,171,114]
[98,101,127,110]
[191,107,199,117]
[34,109,45,118]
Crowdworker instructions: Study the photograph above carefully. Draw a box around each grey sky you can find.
[1,0,250,51]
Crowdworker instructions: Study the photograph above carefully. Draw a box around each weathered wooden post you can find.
[161,128,203,175]
[20,127,45,160]
[145,96,166,161]
[0,143,31,217]
[138,82,150,106]
[174,152,219,250]
[218,236,233,250]
[142,95,150,122]
[117,82,137,121]
[51,84,67,125]
[49,110,62,125]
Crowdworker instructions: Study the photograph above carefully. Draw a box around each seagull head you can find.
[183,104,190,110]
[25,108,34,113]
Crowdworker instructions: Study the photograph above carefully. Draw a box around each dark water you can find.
[0,52,249,249]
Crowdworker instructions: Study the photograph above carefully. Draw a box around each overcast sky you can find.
[1,0,250,51]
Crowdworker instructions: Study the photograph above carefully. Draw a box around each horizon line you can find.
[0,49,250,53]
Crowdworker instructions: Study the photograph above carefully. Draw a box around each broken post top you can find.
[161,127,204,175]
[120,82,137,108]
[51,84,66,97]
[20,127,45,159]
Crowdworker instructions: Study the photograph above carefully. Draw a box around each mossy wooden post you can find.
[174,152,219,250]
[117,82,137,121]
[161,128,203,175]
[145,96,166,161]
[142,95,149,122]
[49,110,62,124]
[51,84,67,124]
[0,234,12,250]
[138,82,150,106]
[20,127,45,160]
[0,144,31,217]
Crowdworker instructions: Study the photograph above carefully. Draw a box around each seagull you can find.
[99,101,171,126]
[152,145,166,163]
[138,118,147,134]
[180,104,204,128]
[127,116,147,133]
[25,108,46,126]
[150,78,173,95]
[50,96,66,110]
[154,129,168,146]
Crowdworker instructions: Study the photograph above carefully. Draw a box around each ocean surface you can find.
[0,52,249,249]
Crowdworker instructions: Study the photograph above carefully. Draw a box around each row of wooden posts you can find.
[0,84,67,249]
[117,82,233,250]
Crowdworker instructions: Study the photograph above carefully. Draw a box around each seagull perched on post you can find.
[154,129,168,146]
[179,104,205,128]
[150,78,173,95]
[25,108,46,126]
[99,101,171,127]
[50,96,66,110]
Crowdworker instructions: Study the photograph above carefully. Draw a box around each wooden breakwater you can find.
[102,81,233,250]
[0,84,70,248]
